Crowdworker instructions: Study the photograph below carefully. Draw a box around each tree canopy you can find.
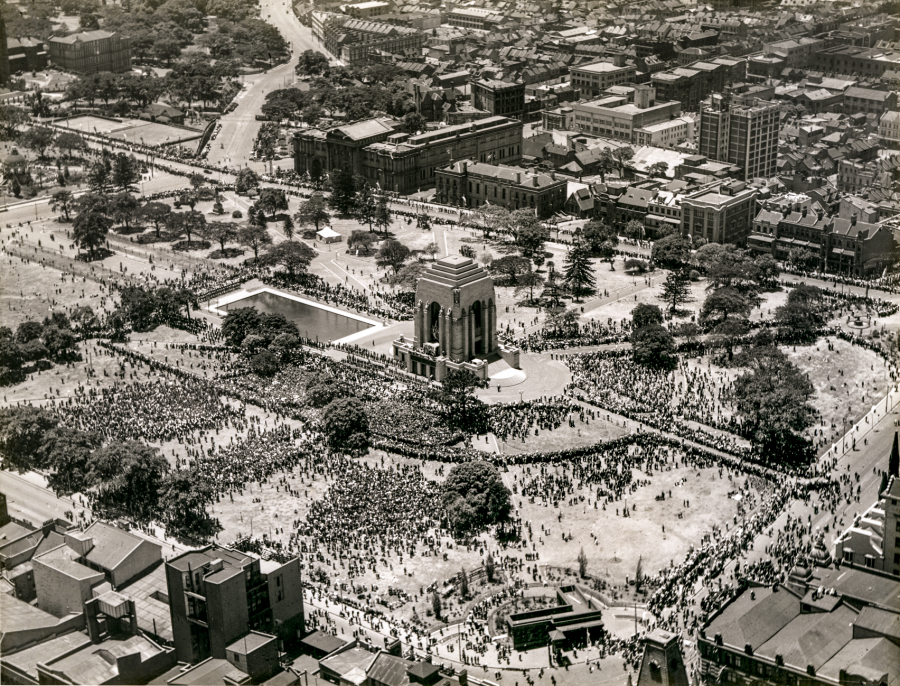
[441,461,512,533]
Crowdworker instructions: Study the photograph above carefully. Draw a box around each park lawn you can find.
[498,407,630,454]
[783,336,893,449]
[0,253,111,329]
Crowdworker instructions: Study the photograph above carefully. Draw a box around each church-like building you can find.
[392,255,519,381]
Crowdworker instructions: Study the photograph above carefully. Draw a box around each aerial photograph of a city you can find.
[0,0,898,683]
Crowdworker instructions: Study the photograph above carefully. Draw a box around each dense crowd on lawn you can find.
[488,399,578,442]
[55,375,244,442]
[565,352,751,456]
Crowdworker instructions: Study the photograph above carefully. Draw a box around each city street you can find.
[205,0,323,171]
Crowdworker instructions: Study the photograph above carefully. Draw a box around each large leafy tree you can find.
[110,192,142,232]
[158,469,221,541]
[632,303,663,329]
[73,209,112,260]
[512,210,548,262]
[322,397,370,454]
[0,407,59,472]
[631,323,677,370]
[295,193,331,233]
[348,230,376,254]
[329,168,357,215]
[490,255,531,285]
[239,224,272,262]
[353,181,377,232]
[87,440,169,522]
[733,347,816,466]
[203,221,237,253]
[141,201,171,238]
[376,239,411,273]
[39,427,102,496]
[264,241,316,278]
[651,234,690,269]
[431,368,488,433]
[51,190,75,222]
[256,188,288,219]
[700,287,752,326]
[441,460,512,533]
[582,219,618,254]
[112,152,139,192]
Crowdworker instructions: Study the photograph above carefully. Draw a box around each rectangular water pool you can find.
[222,290,375,342]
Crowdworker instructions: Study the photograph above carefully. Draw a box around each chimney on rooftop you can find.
[533,175,539,187]
[801,206,808,218]
[516,171,521,184]
[613,54,626,68]
[851,213,857,225]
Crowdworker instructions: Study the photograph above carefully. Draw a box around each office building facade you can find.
[699,95,779,180]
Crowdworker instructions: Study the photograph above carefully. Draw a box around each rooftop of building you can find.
[166,545,254,573]
[0,593,78,637]
[0,631,91,683]
[43,634,169,684]
[80,521,157,572]
[703,579,900,685]
[166,657,248,685]
[50,30,119,44]
[228,631,277,654]
[34,544,104,581]
[574,60,634,73]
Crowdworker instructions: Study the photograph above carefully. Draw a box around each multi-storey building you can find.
[569,57,637,97]
[312,12,422,63]
[294,116,523,195]
[680,179,758,245]
[0,14,9,85]
[833,445,899,574]
[446,7,502,30]
[748,206,898,276]
[651,57,745,112]
[813,44,900,79]
[7,37,48,74]
[698,94,779,180]
[878,110,900,148]
[435,159,566,217]
[762,37,825,68]
[634,116,695,149]
[837,156,900,194]
[843,87,898,118]
[164,545,304,665]
[566,85,682,144]
[49,30,131,74]
[471,78,525,120]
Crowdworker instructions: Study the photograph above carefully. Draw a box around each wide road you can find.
[206,0,323,170]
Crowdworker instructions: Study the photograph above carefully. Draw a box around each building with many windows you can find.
[565,85,682,144]
[445,7,502,30]
[311,12,423,63]
[48,30,131,74]
[843,87,898,118]
[471,78,525,120]
[568,57,637,97]
[699,94,779,180]
[878,111,900,148]
[164,545,304,665]
[833,464,900,574]
[294,116,523,195]
[680,179,758,245]
[435,159,566,217]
